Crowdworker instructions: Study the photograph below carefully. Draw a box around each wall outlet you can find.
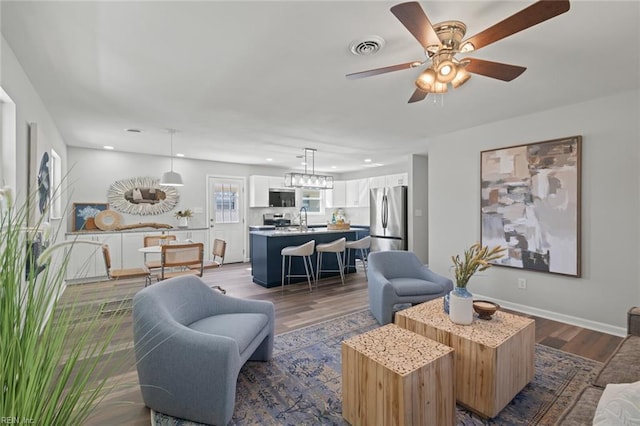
[518,278,527,289]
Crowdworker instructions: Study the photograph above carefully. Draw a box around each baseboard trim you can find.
[473,293,627,337]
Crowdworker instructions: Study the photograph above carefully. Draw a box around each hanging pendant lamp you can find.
[159,129,184,186]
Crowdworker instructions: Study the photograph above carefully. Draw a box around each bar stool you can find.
[281,240,315,292]
[315,237,347,286]
[344,236,371,279]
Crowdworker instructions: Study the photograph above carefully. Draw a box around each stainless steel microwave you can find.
[268,190,296,207]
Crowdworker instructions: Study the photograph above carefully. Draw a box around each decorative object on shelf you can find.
[114,222,173,231]
[481,136,582,277]
[284,148,334,190]
[93,209,123,231]
[473,300,500,320]
[449,242,506,325]
[72,202,109,232]
[108,176,179,216]
[174,209,193,228]
[159,128,184,187]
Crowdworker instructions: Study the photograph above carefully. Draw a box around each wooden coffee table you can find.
[342,324,456,425]
[395,298,535,418]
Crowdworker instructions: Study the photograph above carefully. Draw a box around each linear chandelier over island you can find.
[284,147,334,190]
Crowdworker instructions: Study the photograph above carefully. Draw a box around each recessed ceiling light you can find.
[176,153,185,157]
[103,145,114,150]
[125,128,142,133]
[331,166,337,169]
[364,158,372,163]
[266,158,273,162]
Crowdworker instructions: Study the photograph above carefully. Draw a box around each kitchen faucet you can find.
[299,206,308,231]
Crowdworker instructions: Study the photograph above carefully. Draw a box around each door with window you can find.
[207,176,245,263]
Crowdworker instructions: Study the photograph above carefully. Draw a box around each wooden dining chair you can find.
[102,244,151,285]
[160,242,204,281]
[189,238,226,271]
[143,234,177,269]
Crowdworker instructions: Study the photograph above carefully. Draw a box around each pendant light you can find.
[284,148,333,190]
[159,129,184,186]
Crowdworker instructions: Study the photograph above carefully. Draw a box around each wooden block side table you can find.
[341,323,455,426]
[395,298,535,418]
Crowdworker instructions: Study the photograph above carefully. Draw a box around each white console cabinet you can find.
[66,228,209,282]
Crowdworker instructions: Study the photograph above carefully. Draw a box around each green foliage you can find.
[1,191,121,424]
[451,242,506,288]
[174,209,193,219]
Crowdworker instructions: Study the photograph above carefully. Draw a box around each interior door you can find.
[207,176,245,263]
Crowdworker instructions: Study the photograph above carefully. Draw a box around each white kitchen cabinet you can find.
[65,232,120,282]
[345,179,369,207]
[357,178,369,207]
[345,180,359,207]
[326,180,346,208]
[386,173,408,187]
[268,175,285,189]
[249,175,270,207]
[368,175,386,189]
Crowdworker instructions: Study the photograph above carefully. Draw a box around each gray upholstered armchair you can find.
[132,275,275,425]
[367,250,453,325]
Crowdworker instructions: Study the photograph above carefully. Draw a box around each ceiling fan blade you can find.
[346,61,420,80]
[390,2,442,51]
[408,88,428,103]
[463,58,526,81]
[461,0,570,52]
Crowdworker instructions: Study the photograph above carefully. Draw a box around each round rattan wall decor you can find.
[94,210,123,231]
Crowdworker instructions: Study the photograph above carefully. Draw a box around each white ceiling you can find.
[2,1,638,173]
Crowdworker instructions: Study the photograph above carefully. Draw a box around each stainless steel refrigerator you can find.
[369,186,408,251]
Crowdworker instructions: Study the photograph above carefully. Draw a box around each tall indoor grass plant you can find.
[1,188,122,424]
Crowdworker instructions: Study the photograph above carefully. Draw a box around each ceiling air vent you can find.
[349,36,385,56]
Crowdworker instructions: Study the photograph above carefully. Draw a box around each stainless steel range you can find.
[263,213,291,228]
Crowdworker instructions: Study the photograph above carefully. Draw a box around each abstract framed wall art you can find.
[480,136,581,277]
[72,203,109,232]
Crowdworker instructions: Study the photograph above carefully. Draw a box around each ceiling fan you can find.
[346,0,570,103]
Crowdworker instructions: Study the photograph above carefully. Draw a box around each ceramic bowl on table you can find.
[473,300,500,320]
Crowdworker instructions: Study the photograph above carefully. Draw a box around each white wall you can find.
[428,90,640,334]
[1,36,67,233]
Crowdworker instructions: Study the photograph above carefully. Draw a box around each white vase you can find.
[449,287,474,325]
[178,217,189,228]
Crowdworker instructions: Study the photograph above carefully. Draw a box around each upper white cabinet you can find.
[345,179,369,207]
[327,178,371,208]
[326,180,346,208]
[386,173,409,187]
[368,176,386,189]
[268,175,285,189]
[358,178,370,207]
[249,175,270,207]
[369,173,408,188]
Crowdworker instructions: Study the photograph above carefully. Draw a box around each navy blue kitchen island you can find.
[250,227,369,288]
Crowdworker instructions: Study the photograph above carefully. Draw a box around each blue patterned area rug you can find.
[151,309,601,426]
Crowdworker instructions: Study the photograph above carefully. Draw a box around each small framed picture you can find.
[73,203,109,232]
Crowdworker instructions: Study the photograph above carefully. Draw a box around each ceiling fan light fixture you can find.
[451,67,471,88]
[415,68,436,91]
[436,60,457,83]
[432,81,448,94]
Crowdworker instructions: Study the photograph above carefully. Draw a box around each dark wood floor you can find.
[58,262,622,425]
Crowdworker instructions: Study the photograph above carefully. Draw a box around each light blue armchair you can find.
[133,275,275,425]
[367,250,453,325]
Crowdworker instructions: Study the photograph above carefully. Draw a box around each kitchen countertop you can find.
[250,226,359,237]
